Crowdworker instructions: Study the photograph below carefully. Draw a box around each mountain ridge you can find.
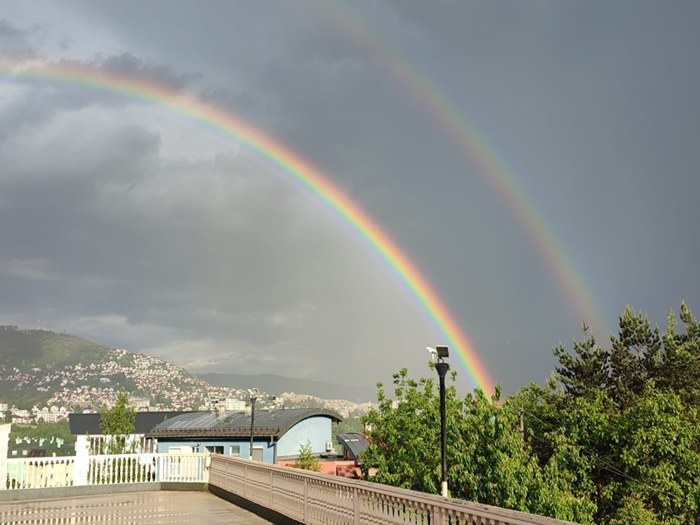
[198,373,375,403]
[0,327,375,408]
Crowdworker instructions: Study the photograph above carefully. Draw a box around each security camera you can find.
[426,347,438,362]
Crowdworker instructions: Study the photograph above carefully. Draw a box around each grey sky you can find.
[1,1,698,395]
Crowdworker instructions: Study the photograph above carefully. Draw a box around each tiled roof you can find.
[147,408,342,439]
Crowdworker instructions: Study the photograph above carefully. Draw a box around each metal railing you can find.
[1,453,209,490]
[209,455,580,525]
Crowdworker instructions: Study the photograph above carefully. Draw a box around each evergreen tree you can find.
[608,307,661,408]
[552,322,609,399]
[659,302,700,409]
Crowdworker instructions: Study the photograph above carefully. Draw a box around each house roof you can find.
[336,432,370,464]
[69,411,192,435]
[146,408,342,439]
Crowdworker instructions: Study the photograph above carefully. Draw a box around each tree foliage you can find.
[362,302,700,524]
[99,390,137,454]
[524,302,700,524]
[362,367,594,523]
[553,322,609,398]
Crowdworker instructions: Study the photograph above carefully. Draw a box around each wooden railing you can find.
[1,453,209,490]
[210,455,580,525]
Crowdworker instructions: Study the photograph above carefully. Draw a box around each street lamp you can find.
[427,345,449,498]
[247,388,259,460]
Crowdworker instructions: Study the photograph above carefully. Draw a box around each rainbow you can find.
[315,1,611,337]
[0,58,495,394]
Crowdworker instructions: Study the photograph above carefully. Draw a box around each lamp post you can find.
[427,345,450,498]
[247,388,259,460]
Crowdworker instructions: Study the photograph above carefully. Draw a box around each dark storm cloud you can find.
[0,1,699,392]
[0,18,38,58]
[95,53,201,92]
[0,87,428,382]
[0,51,200,147]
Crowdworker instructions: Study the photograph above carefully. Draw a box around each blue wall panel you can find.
[276,416,332,459]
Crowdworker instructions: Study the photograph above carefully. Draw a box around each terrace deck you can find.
[0,490,273,525]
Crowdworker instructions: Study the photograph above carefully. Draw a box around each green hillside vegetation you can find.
[9,421,76,457]
[0,327,113,406]
[0,327,215,409]
[0,326,108,368]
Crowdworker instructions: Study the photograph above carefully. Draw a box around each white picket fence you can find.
[1,453,209,490]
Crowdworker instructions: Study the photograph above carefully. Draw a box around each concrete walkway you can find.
[0,490,273,524]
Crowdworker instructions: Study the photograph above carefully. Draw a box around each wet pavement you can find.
[0,490,273,524]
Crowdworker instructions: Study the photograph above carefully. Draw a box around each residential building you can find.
[223,398,245,411]
[147,408,342,463]
[69,411,190,454]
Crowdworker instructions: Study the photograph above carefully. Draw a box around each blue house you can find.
[147,408,342,463]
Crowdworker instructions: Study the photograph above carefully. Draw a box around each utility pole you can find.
[248,388,259,460]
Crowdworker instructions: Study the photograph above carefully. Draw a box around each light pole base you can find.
[441,481,448,498]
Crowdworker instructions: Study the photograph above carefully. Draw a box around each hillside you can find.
[0,326,109,369]
[0,326,241,409]
[0,327,375,413]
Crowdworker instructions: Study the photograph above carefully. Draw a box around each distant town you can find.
[1,348,373,425]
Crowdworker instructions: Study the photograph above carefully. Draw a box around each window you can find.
[229,445,240,456]
[205,446,224,454]
[252,447,263,462]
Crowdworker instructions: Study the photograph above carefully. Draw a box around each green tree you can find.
[529,304,700,524]
[99,390,136,454]
[608,386,700,524]
[658,302,700,409]
[552,322,609,399]
[292,440,321,472]
[361,367,594,522]
[608,307,662,408]
[608,495,657,525]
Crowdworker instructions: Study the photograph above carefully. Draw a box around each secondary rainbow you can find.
[315,1,611,337]
[0,58,495,394]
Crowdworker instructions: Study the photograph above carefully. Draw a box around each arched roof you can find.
[147,408,342,440]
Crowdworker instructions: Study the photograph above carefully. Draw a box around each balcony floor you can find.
[0,490,273,524]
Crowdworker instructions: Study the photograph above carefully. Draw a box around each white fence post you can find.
[73,435,89,486]
[2,452,209,490]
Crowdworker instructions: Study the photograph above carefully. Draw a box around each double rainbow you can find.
[315,1,610,337]
[0,58,495,394]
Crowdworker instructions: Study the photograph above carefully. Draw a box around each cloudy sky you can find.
[1,1,698,395]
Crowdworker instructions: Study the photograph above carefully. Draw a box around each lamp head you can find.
[435,345,449,360]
